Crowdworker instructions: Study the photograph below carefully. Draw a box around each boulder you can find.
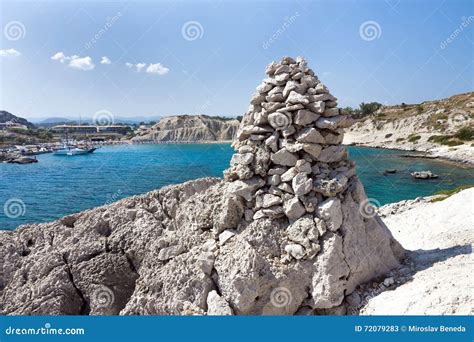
[295,127,325,144]
[270,148,298,166]
[284,197,306,220]
[207,291,233,315]
[292,173,313,196]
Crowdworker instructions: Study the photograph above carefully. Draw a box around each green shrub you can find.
[359,102,382,116]
[444,139,463,146]
[428,135,463,146]
[428,135,450,144]
[416,105,424,114]
[408,135,421,142]
[431,185,473,202]
[396,137,404,142]
[454,126,473,141]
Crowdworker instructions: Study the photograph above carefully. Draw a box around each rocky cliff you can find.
[343,92,474,165]
[132,115,239,142]
[0,57,405,316]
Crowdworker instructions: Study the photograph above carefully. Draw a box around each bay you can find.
[1,144,472,230]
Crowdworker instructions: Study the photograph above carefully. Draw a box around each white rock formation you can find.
[348,187,474,315]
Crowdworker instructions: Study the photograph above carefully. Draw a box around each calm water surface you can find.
[1,144,472,230]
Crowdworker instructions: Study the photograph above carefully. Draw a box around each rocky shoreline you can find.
[344,141,474,168]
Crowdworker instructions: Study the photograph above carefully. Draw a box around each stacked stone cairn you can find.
[224,56,353,260]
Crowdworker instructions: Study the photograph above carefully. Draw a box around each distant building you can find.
[0,121,28,131]
[51,124,131,137]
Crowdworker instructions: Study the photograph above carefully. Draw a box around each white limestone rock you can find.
[292,173,313,196]
[270,148,298,166]
[226,177,265,201]
[317,198,343,232]
[207,290,234,315]
[295,127,325,144]
[231,153,254,165]
[286,91,310,105]
[294,109,320,126]
[284,197,306,220]
[318,146,347,163]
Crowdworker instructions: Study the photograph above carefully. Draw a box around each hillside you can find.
[343,92,474,165]
[132,115,240,142]
[0,110,35,128]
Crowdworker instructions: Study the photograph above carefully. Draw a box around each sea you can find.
[1,144,473,230]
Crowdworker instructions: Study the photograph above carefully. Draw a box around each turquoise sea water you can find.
[1,144,473,230]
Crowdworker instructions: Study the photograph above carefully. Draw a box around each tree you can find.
[359,102,382,116]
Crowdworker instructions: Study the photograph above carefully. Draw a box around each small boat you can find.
[54,145,88,156]
[410,171,439,179]
[385,169,397,174]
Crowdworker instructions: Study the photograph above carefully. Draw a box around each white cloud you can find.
[101,56,111,65]
[136,63,146,72]
[125,62,146,72]
[126,62,169,75]
[68,56,95,71]
[51,52,68,63]
[0,48,21,57]
[51,52,95,71]
[146,63,169,75]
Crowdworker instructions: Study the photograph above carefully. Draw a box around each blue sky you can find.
[0,0,472,121]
